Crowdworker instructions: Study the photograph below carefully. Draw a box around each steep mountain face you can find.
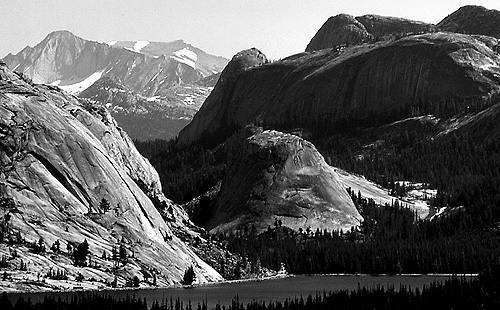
[0,61,221,290]
[179,33,500,146]
[178,48,268,145]
[207,128,362,233]
[306,14,436,52]
[438,5,500,38]
[3,31,228,140]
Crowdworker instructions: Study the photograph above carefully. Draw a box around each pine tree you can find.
[73,239,90,267]
[182,266,196,285]
[99,198,111,213]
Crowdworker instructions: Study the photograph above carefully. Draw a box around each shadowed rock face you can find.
[0,63,221,286]
[178,33,500,147]
[356,15,437,38]
[178,48,267,145]
[306,13,437,52]
[208,129,362,233]
[305,14,374,52]
[438,5,500,39]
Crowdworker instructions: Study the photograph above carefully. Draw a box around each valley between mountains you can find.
[1,4,500,292]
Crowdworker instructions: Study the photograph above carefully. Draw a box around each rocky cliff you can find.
[0,61,221,290]
[306,13,436,52]
[178,33,500,146]
[438,5,500,39]
[207,128,362,233]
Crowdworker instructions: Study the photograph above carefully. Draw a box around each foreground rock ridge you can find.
[208,128,362,233]
[0,61,221,290]
[178,32,500,146]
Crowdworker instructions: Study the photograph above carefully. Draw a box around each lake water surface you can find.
[7,275,465,308]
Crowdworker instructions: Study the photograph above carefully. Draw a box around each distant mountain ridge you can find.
[2,30,228,140]
[3,30,227,93]
[109,40,228,76]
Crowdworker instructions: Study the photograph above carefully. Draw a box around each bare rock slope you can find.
[0,61,221,290]
[438,5,500,39]
[306,13,437,52]
[178,33,500,146]
[208,129,362,233]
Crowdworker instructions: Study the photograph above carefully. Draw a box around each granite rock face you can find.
[306,13,437,52]
[208,129,362,233]
[305,14,374,52]
[0,62,221,287]
[178,48,267,145]
[178,33,500,147]
[356,15,437,38]
[438,5,500,39]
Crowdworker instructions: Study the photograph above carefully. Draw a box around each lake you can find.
[6,275,468,308]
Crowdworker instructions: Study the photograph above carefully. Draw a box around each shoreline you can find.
[2,272,478,294]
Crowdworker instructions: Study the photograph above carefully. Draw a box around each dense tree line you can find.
[318,128,500,228]
[136,125,500,228]
[135,124,500,277]
[220,192,500,274]
[1,270,499,309]
[134,139,225,203]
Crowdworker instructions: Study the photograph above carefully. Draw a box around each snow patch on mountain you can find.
[58,71,104,94]
[336,169,433,218]
[172,48,198,68]
[107,41,117,46]
[133,41,150,52]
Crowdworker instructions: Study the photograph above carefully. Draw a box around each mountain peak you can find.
[230,48,268,70]
[438,5,500,38]
[305,14,372,52]
[306,12,436,52]
[43,30,79,41]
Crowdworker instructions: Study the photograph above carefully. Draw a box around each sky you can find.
[1,0,499,60]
